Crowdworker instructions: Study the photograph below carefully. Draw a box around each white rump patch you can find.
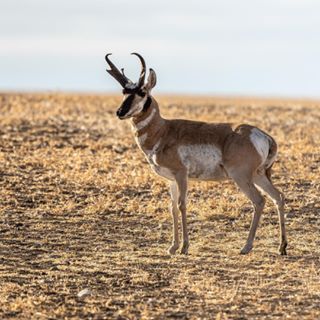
[250,128,270,164]
[178,144,223,180]
[135,108,156,130]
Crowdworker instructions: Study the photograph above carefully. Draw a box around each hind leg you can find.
[229,170,266,254]
[175,170,189,255]
[254,174,287,255]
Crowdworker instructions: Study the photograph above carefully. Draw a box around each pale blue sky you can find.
[1,0,320,97]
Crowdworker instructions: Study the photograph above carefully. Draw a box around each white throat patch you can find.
[135,108,156,131]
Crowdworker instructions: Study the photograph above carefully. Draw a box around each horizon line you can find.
[1,89,320,104]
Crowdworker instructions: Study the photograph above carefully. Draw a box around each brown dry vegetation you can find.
[0,93,319,319]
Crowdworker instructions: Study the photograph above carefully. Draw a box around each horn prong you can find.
[121,68,133,85]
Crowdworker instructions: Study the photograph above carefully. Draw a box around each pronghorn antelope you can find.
[105,53,288,256]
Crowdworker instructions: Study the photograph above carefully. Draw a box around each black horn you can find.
[131,52,146,88]
[105,53,132,88]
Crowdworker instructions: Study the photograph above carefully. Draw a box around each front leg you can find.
[175,171,189,255]
[168,181,179,255]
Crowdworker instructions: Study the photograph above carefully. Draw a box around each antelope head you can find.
[105,53,157,119]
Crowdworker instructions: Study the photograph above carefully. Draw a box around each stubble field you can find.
[0,93,319,319]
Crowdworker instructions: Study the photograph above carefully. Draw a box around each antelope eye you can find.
[137,90,146,97]
[122,89,130,95]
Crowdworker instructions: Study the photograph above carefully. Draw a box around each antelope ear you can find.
[144,68,157,91]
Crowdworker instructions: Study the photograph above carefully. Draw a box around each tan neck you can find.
[131,97,166,152]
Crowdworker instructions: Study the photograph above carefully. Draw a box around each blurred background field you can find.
[0,93,319,319]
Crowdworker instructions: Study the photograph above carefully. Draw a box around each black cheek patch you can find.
[118,94,135,117]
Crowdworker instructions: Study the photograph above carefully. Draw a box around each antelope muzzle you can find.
[116,94,135,119]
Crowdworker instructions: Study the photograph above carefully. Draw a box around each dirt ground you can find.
[0,93,319,319]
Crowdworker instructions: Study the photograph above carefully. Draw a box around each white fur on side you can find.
[178,144,223,180]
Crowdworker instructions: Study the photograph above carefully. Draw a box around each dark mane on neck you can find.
[143,96,152,112]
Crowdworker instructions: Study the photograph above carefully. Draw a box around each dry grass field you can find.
[0,93,319,319]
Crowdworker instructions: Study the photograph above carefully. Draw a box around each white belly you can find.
[178,144,226,180]
[151,164,175,180]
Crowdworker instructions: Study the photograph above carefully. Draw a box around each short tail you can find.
[266,163,273,181]
[265,138,278,181]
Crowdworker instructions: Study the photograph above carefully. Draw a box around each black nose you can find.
[116,108,125,119]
